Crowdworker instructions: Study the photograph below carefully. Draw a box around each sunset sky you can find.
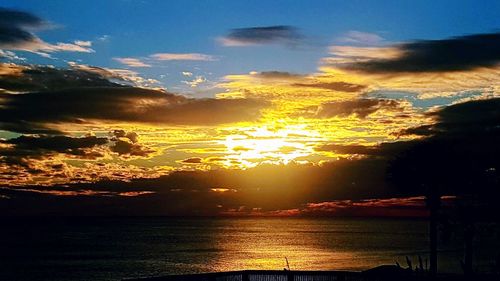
[0,0,499,216]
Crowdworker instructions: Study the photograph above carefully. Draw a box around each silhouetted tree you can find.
[388,98,500,278]
[388,136,500,278]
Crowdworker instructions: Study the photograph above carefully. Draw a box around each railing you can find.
[124,270,365,281]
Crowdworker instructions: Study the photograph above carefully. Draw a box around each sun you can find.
[220,125,322,168]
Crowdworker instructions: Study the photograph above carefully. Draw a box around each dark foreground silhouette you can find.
[124,268,500,281]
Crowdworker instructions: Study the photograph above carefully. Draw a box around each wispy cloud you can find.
[150,53,216,61]
[113,57,151,67]
[338,31,384,45]
[74,40,92,47]
[68,62,159,87]
[325,46,401,64]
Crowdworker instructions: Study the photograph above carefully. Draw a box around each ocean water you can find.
[0,217,498,281]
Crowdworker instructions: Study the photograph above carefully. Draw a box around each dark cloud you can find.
[1,98,499,216]
[0,8,92,54]
[388,98,500,201]
[0,65,268,134]
[0,159,398,216]
[0,8,44,27]
[255,71,305,79]
[275,196,432,218]
[0,8,45,48]
[317,144,376,155]
[316,98,500,202]
[112,129,139,143]
[3,135,107,153]
[400,98,500,137]
[181,157,203,164]
[341,32,500,73]
[0,135,108,167]
[108,129,153,157]
[314,98,500,220]
[316,141,416,157]
[222,25,303,46]
[0,64,121,92]
[0,130,155,169]
[314,99,401,118]
[110,140,154,157]
[250,71,367,92]
[293,81,367,92]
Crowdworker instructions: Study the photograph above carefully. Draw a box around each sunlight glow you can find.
[220,126,321,168]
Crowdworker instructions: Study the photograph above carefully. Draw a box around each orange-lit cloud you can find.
[220,196,458,218]
[1,28,500,218]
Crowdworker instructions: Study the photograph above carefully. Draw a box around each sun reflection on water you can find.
[205,218,429,272]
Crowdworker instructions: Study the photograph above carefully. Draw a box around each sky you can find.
[0,0,499,216]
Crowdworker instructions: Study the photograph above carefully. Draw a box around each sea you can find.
[0,217,498,281]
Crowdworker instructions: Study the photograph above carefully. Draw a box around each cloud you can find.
[316,141,417,158]
[74,40,92,47]
[0,130,156,183]
[317,144,380,156]
[150,53,215,61]
[113,57,151,68]
[0,50,25,61]
[181,157,203,164]
[219,25,303,47]
[251,71,306,80]
[0,8,94,56]
[109,129,154,157]
[280,196,457,218]
[97,35,110,42]
[0,187,154,198]
[182,75,206,88]
[313,98,401,118]
[110,140,154,157]
[111,129,139,143]
[1,88,498,216]
[47,41,94,53]
[0,7,47,46]
[2,94,498,218]
[387,98,500,200]
[0,135,109,167]
[293,81,366,92]
[338,31,384,45]
[68,63,159,87]
[0,63,120,92]
[0,87,268,133]
[400,98,500,137]
[0,130,156,166]
[325,46,401,63]
[332,32,500,73]
[0,159,401,215]
[0,63,268,133]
